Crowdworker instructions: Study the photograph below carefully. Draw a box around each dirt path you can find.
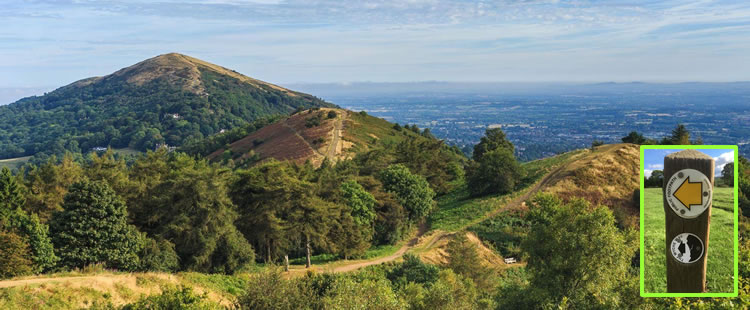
[328,222,424,273]
[324,114,343,160]
[0,155,574,288]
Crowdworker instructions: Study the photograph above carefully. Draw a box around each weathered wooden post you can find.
[663,150,714,292]
[284,255,289,272]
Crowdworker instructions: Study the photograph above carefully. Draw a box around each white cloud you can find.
[644,169,653,178]
[647,163,663,170]
[714,151,734,174]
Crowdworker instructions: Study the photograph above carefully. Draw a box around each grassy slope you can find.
[343,111,424,153]
[429,149,585,232]
[0,271,248,309]
[643,187,735,293]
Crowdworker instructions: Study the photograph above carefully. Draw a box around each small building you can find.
[504,257,517,264]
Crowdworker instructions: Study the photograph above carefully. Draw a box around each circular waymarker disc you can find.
[665,168,712,219]
[670,233,704,264]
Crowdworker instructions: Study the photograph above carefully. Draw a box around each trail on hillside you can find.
[0,153,577,287]
[412,157,579,256]
[324,114,343,160]
[280,109,344,166]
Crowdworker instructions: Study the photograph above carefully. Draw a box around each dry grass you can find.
[540,143,641,228]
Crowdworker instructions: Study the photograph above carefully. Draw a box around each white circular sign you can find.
[665,168,712,219]
[670,233,704,264]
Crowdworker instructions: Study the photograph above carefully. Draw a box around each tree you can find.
[723,162,735,187]
[621,131,646,144]
[446,234,496,291]
[24,153,84,222]
[386,254,440,289]
[0,231,33,279]
[50,180,142,271]
[421,128,435,139]
[144,154,254,273]
[340,180,376,227]
[287,195,339,268]
[378,164,435,221]
[0,167,57,273]
[466,148,524,196]
[0,167,25,212]
[521,194,636,308]
[645,170,664,188]
[473,128,514,161]
[669,124,690,145]
[231,161,296,263]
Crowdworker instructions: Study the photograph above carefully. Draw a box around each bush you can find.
[386,254,440,289]
[138,235,180,272]
[0,231,33,279]
[236,268,318,310]
[120,285,221,310]
[305,114,322,128]
[327,111,337,119]
[322,277,404,309]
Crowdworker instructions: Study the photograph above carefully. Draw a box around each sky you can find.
[643,149,735,178]
[2,0,750,102]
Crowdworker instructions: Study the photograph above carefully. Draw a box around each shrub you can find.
[386,254,440,289]
[138,235,180,272]
[327,111,337,119]
[322,277,404,310]
[120,285,221,310]
[236,268,318,310]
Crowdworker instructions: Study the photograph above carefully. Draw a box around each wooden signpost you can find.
[663,150,714,292]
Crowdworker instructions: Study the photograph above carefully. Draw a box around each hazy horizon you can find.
[3,0,750,92]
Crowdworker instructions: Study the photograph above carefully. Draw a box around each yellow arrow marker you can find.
[674,177,703,210]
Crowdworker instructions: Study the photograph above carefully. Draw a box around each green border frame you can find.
[639,145,739,298]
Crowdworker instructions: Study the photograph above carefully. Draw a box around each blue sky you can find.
[2,0,750,101]
[643,149,735,178]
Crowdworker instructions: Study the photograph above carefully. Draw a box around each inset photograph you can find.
[640,146,738,297]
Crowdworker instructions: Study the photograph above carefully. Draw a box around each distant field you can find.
[0,156,31,170]
[643,187,735,293]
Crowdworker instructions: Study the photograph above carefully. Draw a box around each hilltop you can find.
[205,108,435,167]
[0,53,333,160]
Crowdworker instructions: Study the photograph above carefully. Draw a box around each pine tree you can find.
[50,180,142,271]
[0,167,57,272]
[670,124,691,145]
[473,128,514,161]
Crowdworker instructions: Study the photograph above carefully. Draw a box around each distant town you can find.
[297,82,750,161]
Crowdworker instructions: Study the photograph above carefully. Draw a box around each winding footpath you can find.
[0,154,572,287]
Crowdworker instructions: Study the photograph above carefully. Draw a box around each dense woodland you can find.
[0,69,330,163]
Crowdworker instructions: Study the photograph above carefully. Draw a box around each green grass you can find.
[643,187,735,293]
[180,272,250,297]
[429,149,584,232]
[429,184,518,231]
[288,243,402,265]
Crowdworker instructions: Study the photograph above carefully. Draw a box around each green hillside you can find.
[0,53,333,160]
